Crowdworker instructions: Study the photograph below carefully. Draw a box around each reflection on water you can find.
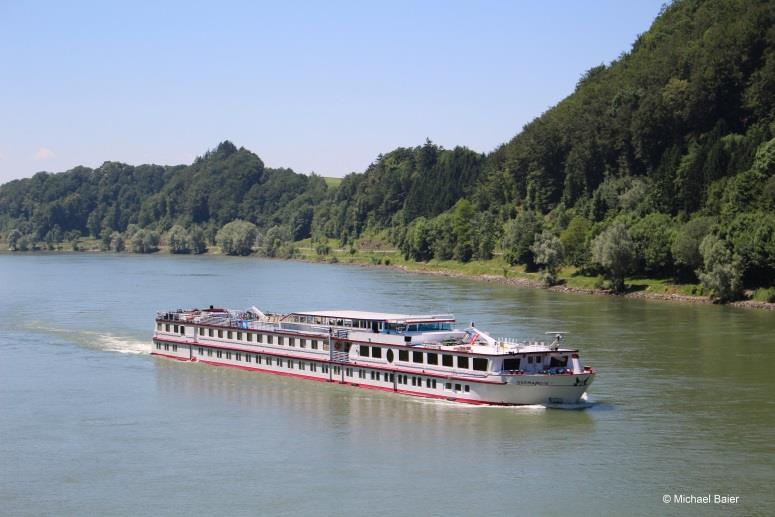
[154,358,596,440]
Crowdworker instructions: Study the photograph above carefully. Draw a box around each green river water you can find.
[0,254,772,516]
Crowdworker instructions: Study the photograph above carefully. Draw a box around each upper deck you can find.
[155,306,579,358]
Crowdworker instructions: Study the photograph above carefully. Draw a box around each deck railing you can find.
[156,310,332,337]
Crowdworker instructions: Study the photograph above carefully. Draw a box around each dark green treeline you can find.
[2,0,775,301]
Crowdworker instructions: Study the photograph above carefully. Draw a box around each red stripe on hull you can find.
[151,352,190,361]
[152,352,517,406]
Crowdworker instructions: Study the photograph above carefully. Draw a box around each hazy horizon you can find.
[0,1,664,183]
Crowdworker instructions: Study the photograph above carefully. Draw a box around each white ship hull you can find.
[151,331,594,406]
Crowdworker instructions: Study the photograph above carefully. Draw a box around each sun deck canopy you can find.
[288,310,455,324]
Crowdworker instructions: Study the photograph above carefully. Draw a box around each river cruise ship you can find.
[152,306,595,406]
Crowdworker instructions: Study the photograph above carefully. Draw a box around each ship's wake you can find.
[409,392,596,411]
[542,393,596,410]
[21,322,149,355]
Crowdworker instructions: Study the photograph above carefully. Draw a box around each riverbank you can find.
[322,255,775,311]
[291,243,775,311]
[2,238,774,311]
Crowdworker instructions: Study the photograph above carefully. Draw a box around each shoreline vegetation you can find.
[3,2,775,310]
[3,236,774,311]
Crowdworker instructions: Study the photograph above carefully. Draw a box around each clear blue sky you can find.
[0,1,665,182]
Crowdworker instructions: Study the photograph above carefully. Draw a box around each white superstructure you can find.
[152,306,595,406]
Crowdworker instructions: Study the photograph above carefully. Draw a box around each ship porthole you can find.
[387,349,394,363]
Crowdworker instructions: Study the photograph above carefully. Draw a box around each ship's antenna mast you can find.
[545,331,568,351]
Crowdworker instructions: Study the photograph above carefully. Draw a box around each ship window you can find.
[300,362,305,370]
[445,382,452,390]
[165,324,170,332]
[198,347,203,355]
[218,330,223,338]
[426,353,438,365]
[267,335,273,344]
[503,358,520,370]
[208,329,213,337]
[411,377,416,386]
[173,344,177,351]
[157,323,161,331]
[322,342,329,351]
[442,355,453,367]
[310,363,316,372]
[180,326,185,335]
[227,331,233,340]
[198,327,203,335]
[426,378,431,388]
[345,368,352,377]
[246,354,251,362]
[455,383,461,391]
[174,325,178,333]
[207,349,212,357]
[278,337,284,346]
[473,358,488,371]
[371,347,382,359]
[311,340,318,350]
[256,355,261,364]
[155,342,161,350]
[235,353,241,361]
[288,360,294,369]
[217,350,222,358]
[300,339,306,348]
[257,334,263,343]
[360,345,370,357]
[164,344,169,350]
[290,338,296,347]
[457,356,469,369]
[549,356,568,368]
[464,385,470,393]
[237,332,242,340]
[389,373,395,383]
[226,352,231,359]
[527,356,533,364]
[322,365,328,373]
[278,358,284,367]
[399,350,409,362]
[247,333,253,342]
[412,351,423,363]
[432,379,437,389]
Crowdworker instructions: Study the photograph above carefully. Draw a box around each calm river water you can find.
[0,254,773,516]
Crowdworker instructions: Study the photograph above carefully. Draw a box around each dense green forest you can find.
[2,0,775,302]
